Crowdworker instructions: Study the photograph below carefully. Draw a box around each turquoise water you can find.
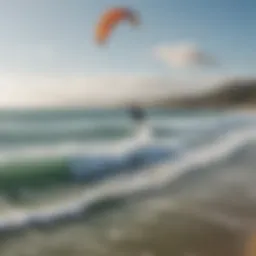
[0,108,256,255]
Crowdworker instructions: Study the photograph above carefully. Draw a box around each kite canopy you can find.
[95,7,139,45]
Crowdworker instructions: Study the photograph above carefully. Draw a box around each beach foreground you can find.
[0,197,248,256]
[0,108,255,256]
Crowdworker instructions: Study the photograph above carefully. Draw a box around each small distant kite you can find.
[95,7,140,45]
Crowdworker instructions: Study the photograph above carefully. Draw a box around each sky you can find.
[0,0,255,107]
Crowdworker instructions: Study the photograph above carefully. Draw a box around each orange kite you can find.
[95,7,139,45]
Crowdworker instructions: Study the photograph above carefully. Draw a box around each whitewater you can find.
[0,108,256,238]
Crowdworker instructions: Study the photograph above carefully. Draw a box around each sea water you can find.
[0,107,255,256]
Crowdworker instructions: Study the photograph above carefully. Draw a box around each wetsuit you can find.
[129,105,145,123]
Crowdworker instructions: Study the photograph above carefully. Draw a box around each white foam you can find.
[0,123,173,165]
[150,117,222,130]
[0,113,239,165]
[0,127,255,232]
[0,119,185,165]
[0,140,129,165]
[0,113,233,136]
[0,119,130,134]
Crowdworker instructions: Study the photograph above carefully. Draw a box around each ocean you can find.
[0,107,256,256]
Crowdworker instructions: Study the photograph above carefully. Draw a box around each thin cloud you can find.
[154,42,218,69]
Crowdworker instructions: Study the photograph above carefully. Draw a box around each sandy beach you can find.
[0,198,248,256]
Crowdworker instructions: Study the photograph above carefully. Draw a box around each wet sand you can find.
[0,197,249,256]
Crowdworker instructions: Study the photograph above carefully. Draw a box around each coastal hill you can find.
[157,79,256,109]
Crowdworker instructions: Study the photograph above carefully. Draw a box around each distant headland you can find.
[153,79,256,110]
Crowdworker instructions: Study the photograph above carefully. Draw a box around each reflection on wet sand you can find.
[0,201,250,256]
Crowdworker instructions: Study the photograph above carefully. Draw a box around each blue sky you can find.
[0,0,255,107]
